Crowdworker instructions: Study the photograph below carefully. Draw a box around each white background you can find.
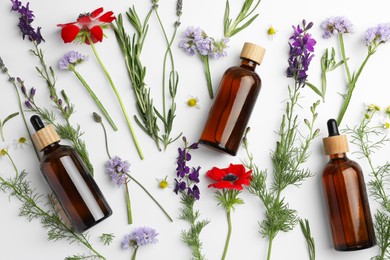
[1,0,390,259]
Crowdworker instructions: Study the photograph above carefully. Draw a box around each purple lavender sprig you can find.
[321,16,390,125]
[121,226,159,260]
[287,19,316,88]
[179,26,229,99]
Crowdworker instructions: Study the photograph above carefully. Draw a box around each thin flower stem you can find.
[4,151,19,179]
[72,69,118,131]
[127,174,173,222]
[125,181,133,225]
[87,36,144,160]
[339,34,351,83]
[200,55,214,99]
[131,247,138,260]
[221,210,232,260]
[266,236,274,260]
[7,75,40,161]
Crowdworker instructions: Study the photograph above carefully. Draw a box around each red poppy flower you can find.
[57,7,115,44]
[206,164,252,190]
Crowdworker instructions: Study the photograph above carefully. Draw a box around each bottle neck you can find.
[42,141,60,154]
[240,58,257,71]
[329,153,347,160]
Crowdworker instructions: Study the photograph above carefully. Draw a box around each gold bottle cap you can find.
[32,124,60,151]
[240,42,266,65]
[322,135,349,155]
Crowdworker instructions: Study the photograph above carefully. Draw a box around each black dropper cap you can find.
[327,119,340,137]
[30,115,45,131]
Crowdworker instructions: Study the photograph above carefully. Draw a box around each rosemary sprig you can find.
[0,151,106,260]
[345,108,390,260]
[223,0,262,38]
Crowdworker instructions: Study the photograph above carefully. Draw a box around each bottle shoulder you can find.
[222,65,261,82]
[323,156,363,175]
[41,144,77,161]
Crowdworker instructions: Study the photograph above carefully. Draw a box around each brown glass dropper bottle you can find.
[322,118,375,251]
[199,42,266,155]
[30,115,112,233]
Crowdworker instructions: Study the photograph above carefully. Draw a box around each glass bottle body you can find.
[40,143,112,233]
[199,59,261,155]
[322,153,375,251]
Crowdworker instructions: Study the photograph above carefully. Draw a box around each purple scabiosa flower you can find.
[105,156,130,187]
[173,137,201,200]
[364,23,390,49]
[59,51,87,70]
[121,226,159,249]
[211,38,230,59]
[10,0,44,44]
[287,19,316,87]
[321,16,354,39]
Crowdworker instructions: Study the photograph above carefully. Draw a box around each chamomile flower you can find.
[382,118,390,130]
[267,25,277,39]
[1,148,7,156]
[366,103,381,112]
[157,176,170,189]
[186,96,200,109]
[13,136,28,148]
[385,106,390,115]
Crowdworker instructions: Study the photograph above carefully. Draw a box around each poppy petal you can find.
[227,164,246,176]
[90,26,103,42]
[98,11,115,23]
[60,24,80,43]
[206,167,226,181]
[91,7,104,18]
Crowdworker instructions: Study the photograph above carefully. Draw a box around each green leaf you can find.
[305,82,323,98]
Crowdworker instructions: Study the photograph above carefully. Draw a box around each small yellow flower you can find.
[383,120,390,129]
[267,25,277,39]
[1,148,7,156]
[386,106,390,114]
[14,136,28,148]
[158,176,169,189]
[186,96,200,109]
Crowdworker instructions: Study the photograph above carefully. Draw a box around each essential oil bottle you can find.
[322,119,375,251]
[30,115,112,233]
[199,42,265,155]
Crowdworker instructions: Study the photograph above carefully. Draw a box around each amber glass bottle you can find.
[199,42,265,155]
[322,119,375,251]
[31,115,112,233]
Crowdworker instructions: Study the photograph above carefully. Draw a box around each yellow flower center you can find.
[267,27,276,35]
[159,180,168,189]
[384,122,390,129]
[1,148,7,156]
[18,137,27,144]
[187,98,197,107]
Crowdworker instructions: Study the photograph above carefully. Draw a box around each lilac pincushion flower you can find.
[287,20,316,87]
[121,226,159,249]
[105,156,130,187]
[59,51,87,70]
[364,23,390,48]
[321,16,354,38]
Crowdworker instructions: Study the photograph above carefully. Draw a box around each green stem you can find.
[72,69,118,131]
[339,34,351,83]
[266,235,275,260]
[125,181,133,225]
[221,210,232,260]
[87,35,144,160]
[201,55,214,99]
[127,174,173,222]
[337,52,373,125]
[131,247,138,260]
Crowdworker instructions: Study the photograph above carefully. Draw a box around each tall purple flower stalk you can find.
[287,19,316,88]
[10,0,44,44]
[174,137,201,200]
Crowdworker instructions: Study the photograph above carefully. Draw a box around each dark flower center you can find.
[223,173,238,182]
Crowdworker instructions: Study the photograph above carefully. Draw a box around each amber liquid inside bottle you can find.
[322,153,375,251]
[199,59,261,155]
[41,142,112,233]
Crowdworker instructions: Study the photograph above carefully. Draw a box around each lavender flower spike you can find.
[321,16,354,39]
